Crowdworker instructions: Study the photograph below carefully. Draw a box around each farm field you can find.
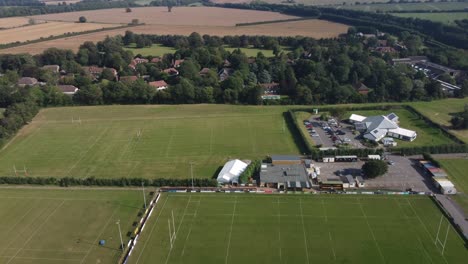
[437,159,468,215]
[0,21,116,45]
[28,7,298,26]
[411,98,468,143]
[0,105,302,179]
[211,0,388,5]
[393,12,468,24]
[40,0,82,5]
[0,19,347,54]
[340,1,468,12]
[0,17,35,30]
[0,188,148,264]
[124,44,177,57]
[345,108,455,147]
[128,193,468,264]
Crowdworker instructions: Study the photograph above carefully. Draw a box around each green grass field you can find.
[393,12,468,24]
[437,159,468,215]
[341,1,468,12]
[124,44,176,57]
[0,105,301,179]
[0,188,148,264]
[128,193,468,264]
[411,98,468,143]
[346,108,455,147]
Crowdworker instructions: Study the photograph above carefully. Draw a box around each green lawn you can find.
[341,2,468,12]
[393,12,468,25]
[411,98,468,143]
[0,188,148,264]
[128,193,468,264]
[124,43,176,57]
[0,105,302,179]
[346,108,455,147]
[437,159,468,215]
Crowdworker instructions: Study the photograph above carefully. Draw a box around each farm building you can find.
[216,159,248,185]
[351,113,417,142]
[259,163,311,190]
[17,77,38,87]
[271,155,301,165]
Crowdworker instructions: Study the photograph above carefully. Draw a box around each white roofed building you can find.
[217,159,248,184]
[350,113,417,142]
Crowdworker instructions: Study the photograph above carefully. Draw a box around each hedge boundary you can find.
[235,17,315,27]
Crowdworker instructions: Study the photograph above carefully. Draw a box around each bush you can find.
[362,160,388,178]
[78,16,87,23]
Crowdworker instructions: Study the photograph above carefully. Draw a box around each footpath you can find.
[434,194,468,240]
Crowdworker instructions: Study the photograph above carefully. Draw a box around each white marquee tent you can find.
[217,159,248,184]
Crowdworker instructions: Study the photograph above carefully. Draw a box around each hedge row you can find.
[238,160,260,184]
[0,176,218,187]
[390,144,468,156]
[235,18,314,27]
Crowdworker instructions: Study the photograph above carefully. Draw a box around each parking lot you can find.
[315,155,434,192]
[303,115,364,148]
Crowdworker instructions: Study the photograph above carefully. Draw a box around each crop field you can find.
[346,108,455,147]
[411,98,468,143]
[128,193,468,264]
[0,188,148,264]
[340,1,468,12]
[29,7,298,26]
[0,19,348,54]
[393,12,468,24]
[0,105,302,179]
[0,17,35,30]
[0,21,116,45]
[437,159,468,215]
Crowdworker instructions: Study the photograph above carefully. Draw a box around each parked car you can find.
[387,160,395,165]
[344,138,351,142]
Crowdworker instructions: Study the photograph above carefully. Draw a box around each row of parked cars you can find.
[303,120,319,138]
[321,119,352,145]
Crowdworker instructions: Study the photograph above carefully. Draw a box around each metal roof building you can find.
[216,159,248,184]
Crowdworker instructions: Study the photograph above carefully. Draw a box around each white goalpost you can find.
[434,215,450,255]
[137,129,142,139]
[71,117,82,124]
[168,210,176,249]
[13,165,28,176]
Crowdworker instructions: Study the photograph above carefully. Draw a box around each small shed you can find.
[355,176,365,187]
[433,178,457,194]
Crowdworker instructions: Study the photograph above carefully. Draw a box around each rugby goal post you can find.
[13,165,28,176]
[434,215,450,256]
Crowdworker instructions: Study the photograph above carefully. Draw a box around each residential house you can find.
[151,57,161,63]
[120,76,138,83]
[374,46,397,54]
[173,59,184,68]
[17,77,38,87]
[261,82,280,95]
[163,68,179,76]
[223,59,231,67]
[57,85,79,95]
[42,65,60,73]
[83,66,118,80]
[199,68,211,76]
[149,80,168,91]
[129,58,148,70]
[354,83,370,95]
[218,68,234,82]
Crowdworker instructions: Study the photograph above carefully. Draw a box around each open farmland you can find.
[340,1,468,11]
[411,98,468,143]
[393,12,468,24]
[0,17,37,30]
[0,105,302,179]
[29,6,298,26]
[211,0,388,5]
[129,193,468,264]
[0,19,347,54]
[0,21,116,45]
[0,188,148,264]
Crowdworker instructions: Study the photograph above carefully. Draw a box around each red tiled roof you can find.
[149,80,168,88]
[57,85,78,93]
[120,76,138,82]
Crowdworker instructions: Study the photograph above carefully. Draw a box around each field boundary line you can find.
[405,198,449,264]
[164,123,177,158]
[65,124,111,177]
[276,197,282,261]
[209,125,214,155]
[322,198,336,261]
[164,195,192,264]
[0,256,81,261]
[298,198,310,264]
[357,198,386,264]
[394,199,435,264]
[224,196,238,264]
[0,198,37,241]
[79,204,121,264]
[134,194,170,264]
[181,198,202,256]
[5,200,65,264]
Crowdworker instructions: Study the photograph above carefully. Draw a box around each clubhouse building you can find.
[349,113,417,142]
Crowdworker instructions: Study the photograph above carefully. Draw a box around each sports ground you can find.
[128,193,468,264]
[0,105,301,179]
[0,188,148,264]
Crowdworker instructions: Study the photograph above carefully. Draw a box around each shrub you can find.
[362,160,388,178]
[78,16,87,23]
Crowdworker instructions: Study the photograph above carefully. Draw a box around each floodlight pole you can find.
[142,181,147,209]
[116,220,124,251]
